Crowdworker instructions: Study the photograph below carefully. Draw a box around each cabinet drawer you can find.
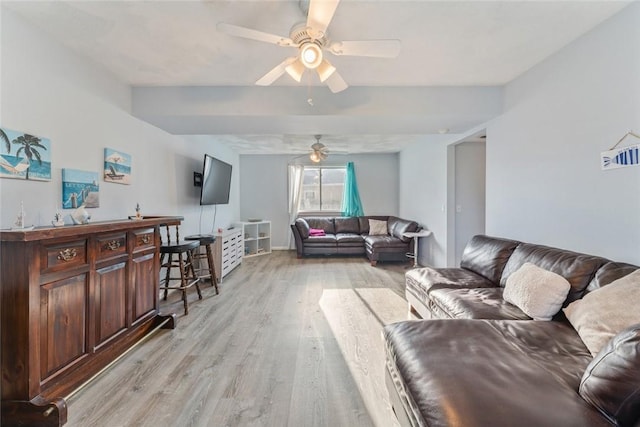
[132,228,155,251]
[41,240,88,273]
[96,233,127,261]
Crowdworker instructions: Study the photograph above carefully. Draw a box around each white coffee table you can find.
[403,229,433,267]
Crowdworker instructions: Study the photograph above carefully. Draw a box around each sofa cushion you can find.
[405,267,494,312]
[563,269,640,356]
[335,233,364,245]
[503,263,571,321]
[428,287,531,320]
[363,235,406,249]
[368,219,388,235]
[406,267,494,294]
[334,217,361,234]
[305,217,336,235]
[295,218,310,239]
[388,216,419,242]
[303,234,337,245]
[384,320,606,427]
[579,324,640,427]
[460,235,520,285]
[500,242,609,304]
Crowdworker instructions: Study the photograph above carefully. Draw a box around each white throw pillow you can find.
[368,219,388,236]
[563,269,640,356]
[503,262,571,321]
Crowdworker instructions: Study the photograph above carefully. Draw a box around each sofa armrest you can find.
[290,223,305,257]
[388,216,419,242]
[294,218,310,239]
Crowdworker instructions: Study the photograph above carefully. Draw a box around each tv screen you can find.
[200,154,232,205]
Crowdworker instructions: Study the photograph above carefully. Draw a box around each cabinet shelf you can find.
[233,220,271,258]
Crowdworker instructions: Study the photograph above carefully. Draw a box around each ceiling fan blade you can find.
[217,22,294,47]
[256,57,297,86]
[328,40,402,58]
[307,0,340,39]
[325,70,348,93]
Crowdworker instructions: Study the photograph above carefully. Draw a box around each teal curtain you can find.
[341,162,364,217]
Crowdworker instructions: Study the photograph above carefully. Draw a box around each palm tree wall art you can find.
[0,127,51,181]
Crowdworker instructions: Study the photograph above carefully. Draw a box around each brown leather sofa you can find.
[384,235,640,426]
[291,216,419,265]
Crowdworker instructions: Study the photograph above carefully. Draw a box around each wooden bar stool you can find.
[159,224,201,315]
[185,234,220,294]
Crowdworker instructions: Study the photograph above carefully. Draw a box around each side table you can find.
[403,229,433,267]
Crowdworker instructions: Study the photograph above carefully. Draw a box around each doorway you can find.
[453,137,486,266]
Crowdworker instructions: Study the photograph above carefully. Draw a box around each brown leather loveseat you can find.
[291,216,419,265]
[384,235,640,426]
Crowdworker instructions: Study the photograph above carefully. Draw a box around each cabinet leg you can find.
[157,313,177,329]
[2,396,67,427]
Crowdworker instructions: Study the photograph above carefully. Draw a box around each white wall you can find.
[0,9,239,237]
[400,3,640,267]
[238,155,290,248]
[399,136,453,267]
[179,136,240,235]
[486,3,640,265]
[240,153,399,249]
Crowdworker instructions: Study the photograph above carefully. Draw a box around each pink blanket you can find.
[309,228,326,236]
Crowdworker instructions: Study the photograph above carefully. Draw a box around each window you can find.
[299,166,346,212]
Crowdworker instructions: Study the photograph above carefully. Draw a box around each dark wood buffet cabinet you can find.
[1,217,180,426]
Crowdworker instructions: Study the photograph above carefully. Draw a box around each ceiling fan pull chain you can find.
[307,72,314,106]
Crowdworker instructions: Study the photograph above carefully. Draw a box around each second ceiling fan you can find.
[217,0,401,93]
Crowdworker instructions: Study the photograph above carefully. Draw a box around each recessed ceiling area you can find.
[3,0,630,154]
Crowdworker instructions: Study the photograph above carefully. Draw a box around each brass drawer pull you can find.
[106,240,121,251]
[57,248,78,262]
[141,235,151,244]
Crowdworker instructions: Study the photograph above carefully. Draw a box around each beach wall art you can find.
[62,168,100,208]
[0,127,52,181]
[104,148,131,184]
[601,131,640,171]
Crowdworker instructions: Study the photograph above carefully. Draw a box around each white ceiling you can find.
[4,0,631,154]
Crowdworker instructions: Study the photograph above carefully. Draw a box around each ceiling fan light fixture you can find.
[285,59,305,82]
[316,60,336,82]
[300,43,323,69]
[309,151,321,163]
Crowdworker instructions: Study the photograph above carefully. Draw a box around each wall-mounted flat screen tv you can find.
[200,154,232,205]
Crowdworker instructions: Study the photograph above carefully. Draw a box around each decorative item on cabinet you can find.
[11,201,33,230]
[52,208,64,227]
[71,204,91,224]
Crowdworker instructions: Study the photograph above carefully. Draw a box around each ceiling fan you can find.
[217,0,401,93]
[309,135,329,162]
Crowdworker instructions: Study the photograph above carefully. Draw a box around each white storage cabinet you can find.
[213,227,243,281]
[233,221,272,258]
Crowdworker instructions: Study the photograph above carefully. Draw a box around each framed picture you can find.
[0,127,52,181]
[104,148,131,184]
[62,168,99,208]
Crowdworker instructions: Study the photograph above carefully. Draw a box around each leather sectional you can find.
[384,235,640,426]
[291,216,419,265]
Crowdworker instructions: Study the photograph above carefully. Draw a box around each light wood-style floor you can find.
[66,251,416,427]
